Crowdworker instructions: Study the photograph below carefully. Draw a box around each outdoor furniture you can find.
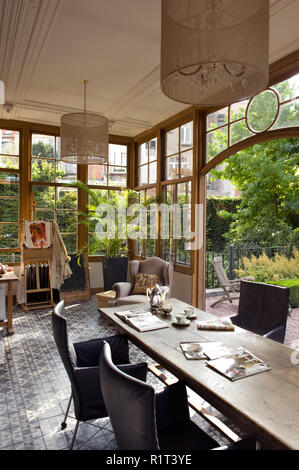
[100,341,256,450]
[51,300,136,450]
[231,280,290,343]
[113,256,173,306]
[210,256,254,308]
[99,297,299,449]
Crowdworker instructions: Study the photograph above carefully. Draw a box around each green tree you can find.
[211,138,299,246]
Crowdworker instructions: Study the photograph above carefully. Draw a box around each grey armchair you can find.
[113,256,173,306]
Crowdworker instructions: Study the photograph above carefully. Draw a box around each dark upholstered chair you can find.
[100,342,257,451]
[52,300,144,450]
[231,281,290,343]
[113,256,173,306]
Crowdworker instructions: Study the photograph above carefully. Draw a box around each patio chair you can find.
[210,256,254,308]
[231,280,290,343]
[99,341,257,450]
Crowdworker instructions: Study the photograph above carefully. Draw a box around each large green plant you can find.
[74,181,156,258]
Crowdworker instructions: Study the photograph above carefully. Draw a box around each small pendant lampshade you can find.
[161,0,270,106]
[60,81,109,164]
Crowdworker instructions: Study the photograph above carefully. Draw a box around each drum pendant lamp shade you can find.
[60,81,109,164]
[161,0,270,106]
[0,81,5,105]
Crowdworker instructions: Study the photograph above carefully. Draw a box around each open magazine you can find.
[206,348,271,381]
[197,317,235,331]
[180,341,241,360]
[114,309,169,332]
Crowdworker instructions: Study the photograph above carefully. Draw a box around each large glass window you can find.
[135,187,157,258]
[206,73,299,162]
[137,138,157,186]
[161,181,191,266]
[165,122,193,180]
[31,133,78,253]
[0,129,20,251]
[88,144,127,187]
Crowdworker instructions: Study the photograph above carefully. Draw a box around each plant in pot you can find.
[74,181,156,291]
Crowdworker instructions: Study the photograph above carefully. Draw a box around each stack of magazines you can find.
[180,341,271,381]
[114,309,169,332]
[197,317,235,331]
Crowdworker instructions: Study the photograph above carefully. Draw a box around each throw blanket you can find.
[50,221,72,290]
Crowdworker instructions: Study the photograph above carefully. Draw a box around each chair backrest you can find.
[130,256,173,294]
[237,281,289,337]
[100,342,159,450]
[52,300,78,387]
[213,256,230,286]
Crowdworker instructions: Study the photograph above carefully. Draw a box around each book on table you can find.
[114,309,169,332]
[180,341,241,360]
[206,348,271,381]
[197,317,235,331]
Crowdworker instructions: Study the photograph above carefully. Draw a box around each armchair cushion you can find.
[131,273,160,295]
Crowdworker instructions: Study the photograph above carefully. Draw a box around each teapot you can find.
[146,284,166,309]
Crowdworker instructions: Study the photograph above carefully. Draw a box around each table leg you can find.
[7,281,14,335]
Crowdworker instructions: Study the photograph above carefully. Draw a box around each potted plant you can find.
[74,181,156,291]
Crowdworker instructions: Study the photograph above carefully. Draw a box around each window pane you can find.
[149,138,157,162]
[0,172,19,197]
[0,252,20,263]
[109,144,127,166]
[149,162,157,184]
[62,234,77,254]
[231,120,254,145]
[207,127,228,161]
[88,165,107,185]
[180,122,193,151]
[57,211,77,233]
[272,99,299,130]
[166,155,179,180]
[230,100,249,121]
[0,130,20,156]
[56,161,77,183]
[166,127,179,156]
[0,199,18,222]
[272,74,299,102]
[33,186,55,209]
[0,155,19,169]
[108,166,127,186]
[56,187,77,210]
[35,209,54,221]
[32,159,55,182]
[89,232,105,255]
[138,165,148,185]
[32,134,55,159]
[138,143,148,165]
[207,107,228,131]
[0,224,18,248]
[180,150,193,177]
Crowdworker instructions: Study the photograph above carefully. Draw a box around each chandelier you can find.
[161,0,269,106]
[60,80,108,164]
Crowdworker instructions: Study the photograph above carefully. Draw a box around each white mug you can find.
[175,313,187,324]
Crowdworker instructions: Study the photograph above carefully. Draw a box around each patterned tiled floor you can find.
[0,297,249,450]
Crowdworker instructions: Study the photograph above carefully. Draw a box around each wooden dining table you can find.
[99,298,299,450]
[0,271,18,335]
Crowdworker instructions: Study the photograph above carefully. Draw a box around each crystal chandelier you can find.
[60,80,108,164]
[161,0,269,106]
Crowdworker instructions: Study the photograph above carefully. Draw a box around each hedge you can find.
[267,279,299,308]
[206,197,240,252]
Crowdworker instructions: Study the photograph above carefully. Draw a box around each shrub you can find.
[235,248,299,283]
[268,279,299,308]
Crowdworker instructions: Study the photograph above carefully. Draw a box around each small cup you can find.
[175,313,187,324]
[184,307,195,319]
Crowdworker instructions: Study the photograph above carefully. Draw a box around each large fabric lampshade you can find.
[161,0,270,106]
[0,81,4,105]
[60,112,108,164]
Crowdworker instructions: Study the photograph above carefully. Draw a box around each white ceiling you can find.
[0,0,298,136]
